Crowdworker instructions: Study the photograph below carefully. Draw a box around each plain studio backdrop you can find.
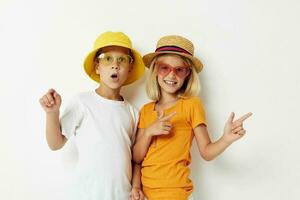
[1,0,299,199]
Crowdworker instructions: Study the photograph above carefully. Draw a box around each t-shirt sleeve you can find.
[60,96,84,139]
[189,97,207,129]
[137,105,146,129]
[130,106,140,145]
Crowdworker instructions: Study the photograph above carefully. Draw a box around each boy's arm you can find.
[40,89,67,150]
[46,111,67,150]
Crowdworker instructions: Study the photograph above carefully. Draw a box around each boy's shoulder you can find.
[73,91,101,101]
[124,100,139,114]
[75,91,94,99]
[67,91,95,105]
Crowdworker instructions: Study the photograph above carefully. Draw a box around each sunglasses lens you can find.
[117,55,131,65]
[158,64,171,76]
[157,62,190,78]
[176,67,190,78]
[98,53,132,66]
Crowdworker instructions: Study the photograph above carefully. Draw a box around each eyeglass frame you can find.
[155,61,191,78]
[96,52,134,66]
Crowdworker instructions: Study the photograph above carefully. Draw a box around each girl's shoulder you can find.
[181,96,206,117]
[140,101,156,111]
[181,96,204,105]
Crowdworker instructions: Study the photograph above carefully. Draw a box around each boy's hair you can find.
[146,54,201,101]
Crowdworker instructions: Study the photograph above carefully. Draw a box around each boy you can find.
[39,31,145,200]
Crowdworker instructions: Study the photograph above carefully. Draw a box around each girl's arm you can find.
[40,89,67,150]
[131,162,142,189]
[194,125,231,161]
[132,128,152,164]
[133,112,176,163]
[194,112,252,161]
[130,163,144,200]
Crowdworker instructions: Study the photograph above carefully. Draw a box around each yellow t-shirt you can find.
[138,96,207,200]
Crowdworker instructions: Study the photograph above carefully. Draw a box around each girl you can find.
[133,35,252,200]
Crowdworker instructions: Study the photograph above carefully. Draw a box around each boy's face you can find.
[95,46,133,89]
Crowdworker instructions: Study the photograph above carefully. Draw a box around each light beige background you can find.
[1,0,299,199]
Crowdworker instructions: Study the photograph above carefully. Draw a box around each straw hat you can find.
[143,35,203,72]
[83,31,145,85]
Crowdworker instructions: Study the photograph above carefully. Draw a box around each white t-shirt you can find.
[60,91,139,200]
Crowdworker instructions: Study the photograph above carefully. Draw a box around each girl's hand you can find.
[130,187,144,200]
[222,112,253,144]
[145,111,176,137]
[39,89,62,113]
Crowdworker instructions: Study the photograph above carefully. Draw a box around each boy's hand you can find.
[222,112,253,144]
[145,111,176,137]
[130,187,144,200]
[39,89,62,113]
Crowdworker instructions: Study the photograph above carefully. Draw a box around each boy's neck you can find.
[95,85,123,101]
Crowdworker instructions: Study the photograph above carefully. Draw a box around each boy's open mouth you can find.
[111,73,119,80]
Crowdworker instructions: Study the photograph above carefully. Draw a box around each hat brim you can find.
[143,51,203,73]
[84,42,145,85]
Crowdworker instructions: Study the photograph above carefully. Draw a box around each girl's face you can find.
[95,46,133,89]
[155,55,190,95]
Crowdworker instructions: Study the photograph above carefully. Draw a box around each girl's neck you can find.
[95,85,123,101]
[157,91,179,105]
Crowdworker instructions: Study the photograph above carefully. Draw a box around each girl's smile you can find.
[163,79,178,86]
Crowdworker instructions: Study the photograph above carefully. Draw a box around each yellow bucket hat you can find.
[84,31,145,85]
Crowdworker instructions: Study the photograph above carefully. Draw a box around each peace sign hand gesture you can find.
[222,112,253,144]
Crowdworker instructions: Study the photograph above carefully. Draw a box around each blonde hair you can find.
[146,54,201,101]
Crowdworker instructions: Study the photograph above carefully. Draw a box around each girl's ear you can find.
[186,69,191,77]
